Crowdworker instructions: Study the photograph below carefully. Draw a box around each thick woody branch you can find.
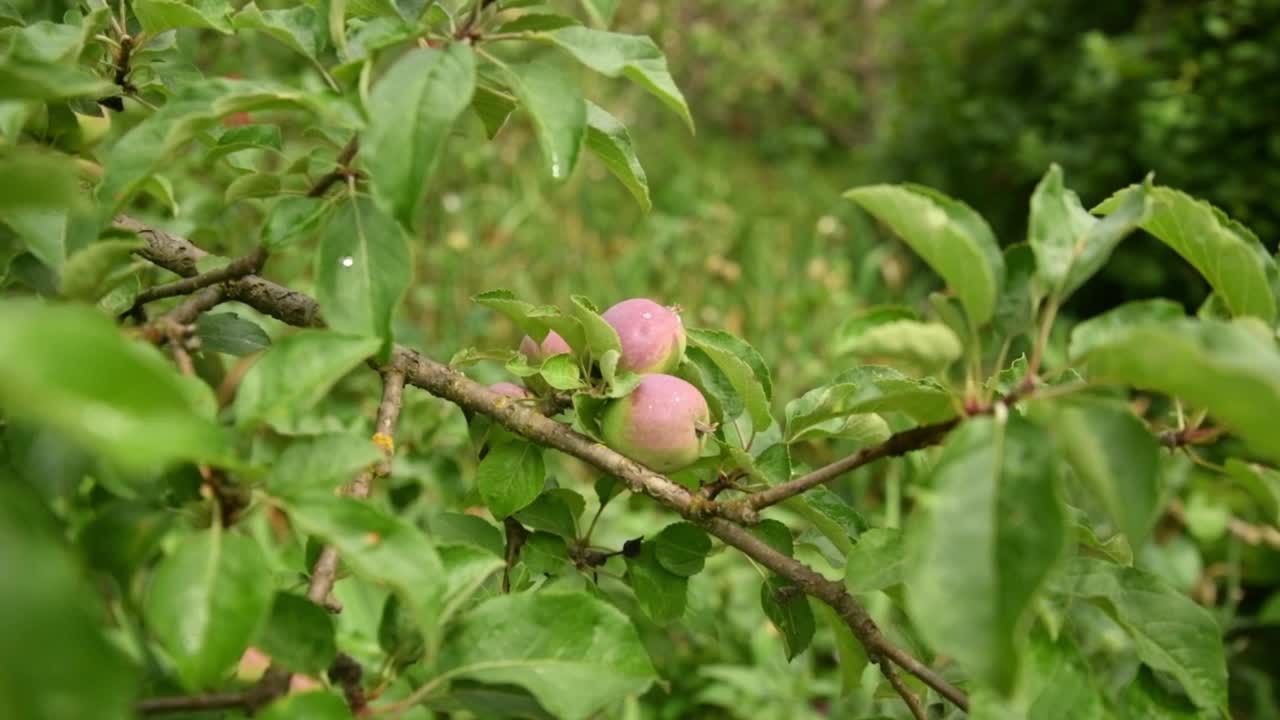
[124,216,969,714]
[735,419,959,512]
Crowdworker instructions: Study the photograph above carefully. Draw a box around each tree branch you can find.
[137,667,291,716]
[880,659,929,720]
[307,137,360,199]
[308,368,407,609]
[126,247,267,315]
[735,418,959,512]
[123,216,969,713]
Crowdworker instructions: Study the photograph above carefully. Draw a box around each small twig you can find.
[307,137,361,198]
[879,658,928,720]
[735,419,959,513]
[1026,295,1059,380]
[126,248,267,315]
[1168,499,1280,550]
[502,517,529,593]
[112,33,137,95]
[137,667,290,716]
[328,653,367,714]
[1160,426,1226,448]
[308,369,407,609]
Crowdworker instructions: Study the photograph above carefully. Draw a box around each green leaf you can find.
[438,592,656,720]
[785,366,955,441]
[787,411,889,446]
[993,243,1038,338]
[471,84,516,139]
[284,495,446,649]
[224,172,283,203]
[845,184,1004,324]
[1097,184,1277,322]
[267,433,382,498]
[81,502,173,584]
[624,542,687,624]
[760,577,815,660]
[0,301,226,470]
[477,439,546,518]
[0,56,114,100]
[1076,522,1134,566]
[145,530,274,689]
[685,327,772,399]
[499,13,580,32]
[59,238,144,302]
[256,592,337,675]
[749,518,795,556]
[257,691,353,720]
[654,521,711,577]
[1111,667,1204,719]
[427,513,505,557]
[196,312,271,356]
[1056,557,1227,710]
[235,330,380,430]
[0,149,80,211]
[836,318,963,371]
[0,482,139,720]
[210,124,284,160]
[99,78,355,211]
[577,0,619,27]
[1067,298,1186,359]
[1029,164,1152,301]
[1224,459,1280,525]
[134,0,233,34]
[2,207,78,273]
[545,27,693,133]
[584,102,650,211]
[1079,318,1280,463]
[365,44,476,230]
[845,528,904,593]
[905,415,1068,694]
[971,629,1107,719]
[677,346,741,421]
[232,3,322,59]
[521,531,572,575]
[513,491,578,540]
[815,603,868,697]
[686,329,770,431]
[538,353,584,390]
[497,55,586,180]
[261,195,330,250]
[316,196,411,358]
[569,294,622,358]
[1028,397,1160,548]
[379,593,425,666]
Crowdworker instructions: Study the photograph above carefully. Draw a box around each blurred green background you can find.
[7,0,1280,716]
[409,0,1280,402]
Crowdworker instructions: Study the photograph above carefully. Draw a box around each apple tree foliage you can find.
[0,1,1274,718]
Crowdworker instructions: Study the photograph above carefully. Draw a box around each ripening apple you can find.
[488,382,532,399]
[601,298,686,373]
[518,330,572,360]
[601,374,710,472]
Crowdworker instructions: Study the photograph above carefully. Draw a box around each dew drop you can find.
[550,161,562,178]
[340,256,354,268]
[642,312,652,319]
